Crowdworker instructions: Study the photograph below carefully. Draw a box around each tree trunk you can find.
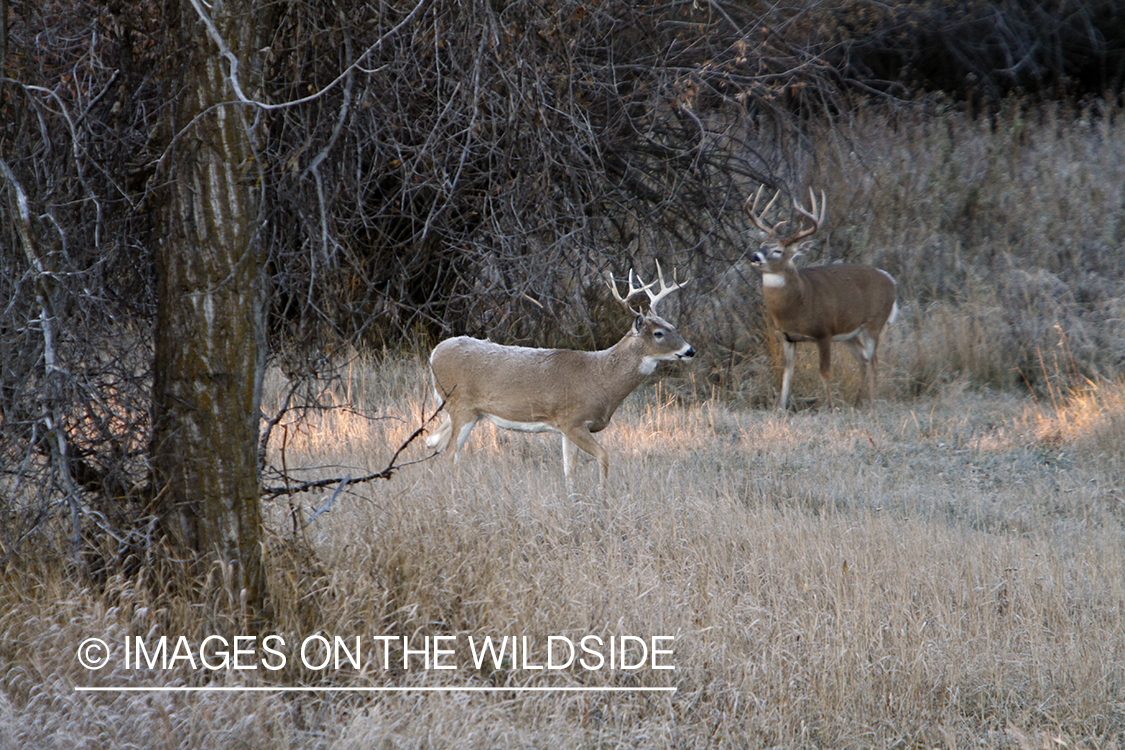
[152,0,267,614]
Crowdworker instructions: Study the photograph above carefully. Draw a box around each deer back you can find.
[430,337,596,423]
[430,313,693,430]
[762,262,897,339]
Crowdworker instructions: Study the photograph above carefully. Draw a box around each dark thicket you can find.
[257,0,835,353]
[0,0,828,559]
[806,0,1125,103]
[1,0,160,559]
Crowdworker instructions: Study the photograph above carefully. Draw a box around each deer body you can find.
[747,187,898,409]
[426,266,693,485]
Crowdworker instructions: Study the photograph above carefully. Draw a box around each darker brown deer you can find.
[745,187,898,409]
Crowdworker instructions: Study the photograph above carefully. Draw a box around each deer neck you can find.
[761,266,809,317]
[595,334,653,399]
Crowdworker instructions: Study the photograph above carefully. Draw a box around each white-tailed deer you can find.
[426,263,694,486]
[745,186,898,409]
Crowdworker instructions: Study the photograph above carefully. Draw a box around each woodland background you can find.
[4,0,1124,539]
[2,0,1125,747]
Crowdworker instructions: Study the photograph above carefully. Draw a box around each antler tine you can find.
[645,259,691,312]
[606,267,657,312]
[606,261,690,314]
[794,187,826,225]
[779,187,825,245]
[630,269,658,298]
[744,185,783,237]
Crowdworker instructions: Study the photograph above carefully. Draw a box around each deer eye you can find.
[653,330,665,339]
[769,248,784,261]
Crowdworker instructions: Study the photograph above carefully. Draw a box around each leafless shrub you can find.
[258,0,845,353]
[3,0,843,555]
[0,0,160,561]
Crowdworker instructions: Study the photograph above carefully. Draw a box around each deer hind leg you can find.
[451,414,480,462]
[425,410,477,463]
[432,407,479,463]
[426,412,453,452]
[426,380,453,452]
[816,338,833,409]
[846,329,879,405]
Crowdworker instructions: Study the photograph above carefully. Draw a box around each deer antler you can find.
[744,185,783,239]
[744,186,826,247]
[606,268,657,314]
[606,260,690,314]
[788,187,826,244]
[644,260,690,312]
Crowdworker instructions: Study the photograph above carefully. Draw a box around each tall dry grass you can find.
[703,98,1125,406]
[818,98,1125,394]
[4,354,1124,748]
[3,97,1124,749]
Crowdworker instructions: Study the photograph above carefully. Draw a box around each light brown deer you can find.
[745,186,898,409]
[426,263,694,485]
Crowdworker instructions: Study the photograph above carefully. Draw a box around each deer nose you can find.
[680,346,696,360]
[749,252,766,266]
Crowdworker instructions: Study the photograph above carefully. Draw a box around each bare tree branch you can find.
[261,401,445,500]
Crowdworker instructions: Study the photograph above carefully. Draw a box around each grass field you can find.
[4,353,1123,748]
[3,94,1124,749]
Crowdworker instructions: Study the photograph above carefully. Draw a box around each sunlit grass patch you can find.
[5,351,1125,748]
[1028,376,1125,452]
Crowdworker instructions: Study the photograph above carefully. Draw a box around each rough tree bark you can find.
[151,0,267,613]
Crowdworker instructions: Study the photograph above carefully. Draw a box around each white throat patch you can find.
[762,273,787,288]
[639,356,659,375]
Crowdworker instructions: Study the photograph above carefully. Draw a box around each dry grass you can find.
[3,98,1125,749]
[702,98,1125,405]
[815,99,1125,393]
[5,355,1124,749]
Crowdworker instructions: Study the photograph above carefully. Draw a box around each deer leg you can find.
[450,413,479,462]
[426,412,454,453]
[865,332,881,404]
[561,424,609,486]
[816,338,833,408]
[869,344,880,402]
[846,330,878,405]
[779,339,797,410]
[845,338,870,404]
[561,433,580,480]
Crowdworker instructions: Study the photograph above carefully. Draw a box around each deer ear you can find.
[632,314,646,333]
[791,240,815,261]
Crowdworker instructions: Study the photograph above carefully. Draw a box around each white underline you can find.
[75,685,677,693]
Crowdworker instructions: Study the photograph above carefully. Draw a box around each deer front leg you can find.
[816,338,833,409]
[562,433,580,480]
[561,424,610,487]
[779,339,797,411]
